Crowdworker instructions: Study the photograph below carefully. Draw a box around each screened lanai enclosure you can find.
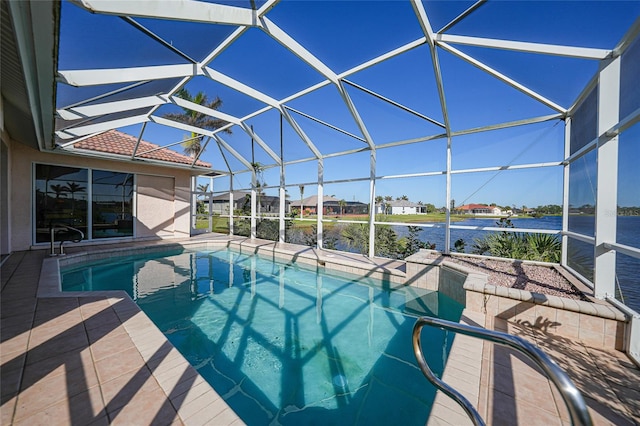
[22,2,640,318]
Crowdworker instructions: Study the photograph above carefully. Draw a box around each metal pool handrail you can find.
[412,316,593,426]
[49,223,85,256]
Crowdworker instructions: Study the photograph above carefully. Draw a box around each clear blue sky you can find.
[57,0,640,209]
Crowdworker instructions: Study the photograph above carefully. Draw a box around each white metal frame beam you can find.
[411,0,454,254]
[73,0,257,26]
[58,64,199,87]
[284,105,367,143]
[202,67,279,108]
[213,135,253,170]
[239,123,282,165]
[56,114,150,139]
[335,80,376,150]
[171,96,241,125]
[258,16,338,84]
[593,56,621,300]
[342,79,446,129]
[256,15,379,155]
[279,107,322,159]
[410,0,452,135]
[438,42,567,114]
[437,0,486,34]
[438,34,611,60]
[58,95,168,120]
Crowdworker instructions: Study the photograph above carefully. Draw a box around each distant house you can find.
[208,191,283,215]
[456,204,503,216]
[289,195,368,215]
[377,200,424,215]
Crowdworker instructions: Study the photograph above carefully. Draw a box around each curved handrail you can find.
[51,223,84,242]
[49,223,85,255]
[413,316,592,426]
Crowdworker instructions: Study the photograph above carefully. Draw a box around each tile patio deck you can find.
[1,236,639,425]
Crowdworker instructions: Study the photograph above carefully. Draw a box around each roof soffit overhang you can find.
[2,0,58,151]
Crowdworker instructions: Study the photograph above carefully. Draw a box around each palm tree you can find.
[375,195,383,214]
[338,199,347,216]
[341,223,369,254]
[64,182,86,217]
[163,88,231,158]
[115,174,134,219]
[298,185,305,218]
[196,183,209,215]
[50,184,68,200]
[384,195,393,215]
[251,163,266,215]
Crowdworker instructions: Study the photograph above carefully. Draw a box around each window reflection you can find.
[568,150,597,237]
[567,237,594,282]
[569,87,597,155]
[92,171,134,238]
[35,165,88,243]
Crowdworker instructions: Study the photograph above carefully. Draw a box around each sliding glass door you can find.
[34,165,88,243]
[92,171,134,239]
[34,164,135,243]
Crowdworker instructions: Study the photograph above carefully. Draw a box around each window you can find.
[35,165,88,243]
[92,170,134,239]
[35,164,135,243]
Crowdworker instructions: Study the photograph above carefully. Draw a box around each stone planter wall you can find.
[405,250,628,351]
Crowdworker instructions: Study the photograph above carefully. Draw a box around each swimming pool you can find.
[62,247,464,425]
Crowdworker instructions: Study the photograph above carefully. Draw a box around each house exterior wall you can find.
[390,206,417,215]
[8,138,194,251]
[136,175,175,238]
[1,139,10,255]
[458,206,505,216]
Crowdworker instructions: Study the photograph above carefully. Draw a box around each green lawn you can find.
[287,213,468,229]
[197,213,475,232]
[195,217,229,233]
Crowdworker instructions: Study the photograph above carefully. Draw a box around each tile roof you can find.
[289,195,339,206]
[73,130,211,168]
[289,195,367,206]
[388,200,420,207]
[458,204,494,210]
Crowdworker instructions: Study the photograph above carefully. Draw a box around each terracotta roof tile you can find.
[73,130,211,168]
[458,204,492,210]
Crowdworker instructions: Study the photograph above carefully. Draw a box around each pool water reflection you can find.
[62,247,464,425]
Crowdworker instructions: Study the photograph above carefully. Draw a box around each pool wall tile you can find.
[16,236,637,425]
[534,304,558,325]
[427,309,484,426]
[464,285,628,350]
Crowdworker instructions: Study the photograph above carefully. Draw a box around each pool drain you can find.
[332,374,348,389]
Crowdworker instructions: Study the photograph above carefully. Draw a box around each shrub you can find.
[398,226,435,258]
[341,223,400,258]
[470,218,561,262]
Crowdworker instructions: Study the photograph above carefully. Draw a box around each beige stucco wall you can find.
[1,138,10,255]
[8,138,195,251]
[136,174,176,238]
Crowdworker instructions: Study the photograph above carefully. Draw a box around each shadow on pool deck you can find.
[2,236,639,425]
[1,248,240,425]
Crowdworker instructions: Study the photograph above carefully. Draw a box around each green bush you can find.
[398,226,435,258]
[470,218,561,262]
[256,219,279,241]
[341,223,400,258]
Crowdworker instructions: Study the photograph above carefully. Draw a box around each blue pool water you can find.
[62,248,464,425]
